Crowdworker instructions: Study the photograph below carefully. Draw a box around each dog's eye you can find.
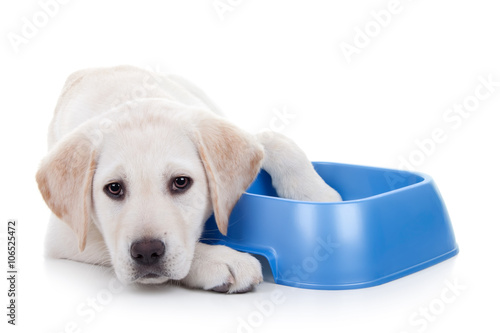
[105,182,124,198]
[172,177,191,192]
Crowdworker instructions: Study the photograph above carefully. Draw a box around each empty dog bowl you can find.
[202,162,458,290]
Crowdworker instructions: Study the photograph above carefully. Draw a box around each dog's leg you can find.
[256,131,342,202]
[45,214,111,266]
[180,243,263,293]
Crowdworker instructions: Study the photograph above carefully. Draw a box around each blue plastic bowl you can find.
[202,162,458,290]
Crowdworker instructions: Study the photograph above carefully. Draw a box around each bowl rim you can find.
[242,161,431,205]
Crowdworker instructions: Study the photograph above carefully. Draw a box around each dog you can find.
[36,65,342,293]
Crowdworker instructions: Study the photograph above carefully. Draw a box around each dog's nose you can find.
[130,239,165,265]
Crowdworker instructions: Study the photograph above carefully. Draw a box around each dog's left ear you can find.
[194,116,264,235]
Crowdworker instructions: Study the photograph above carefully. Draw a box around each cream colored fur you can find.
[37,65,341,293]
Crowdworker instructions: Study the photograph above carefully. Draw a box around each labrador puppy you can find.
[36,66,341,293]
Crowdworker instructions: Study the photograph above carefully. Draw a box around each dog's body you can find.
[37,66,341,293]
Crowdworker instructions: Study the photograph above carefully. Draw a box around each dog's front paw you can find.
[181,243,263,293]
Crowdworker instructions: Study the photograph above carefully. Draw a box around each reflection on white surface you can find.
[30,254,464,333]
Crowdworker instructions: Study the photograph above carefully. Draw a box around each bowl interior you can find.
[246,162,425,201]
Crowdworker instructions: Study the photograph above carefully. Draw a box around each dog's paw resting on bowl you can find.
[257,131,342,202]
[36,66,341,294]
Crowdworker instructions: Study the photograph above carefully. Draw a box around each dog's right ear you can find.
[36,130,97,252]
[192,116,264,236]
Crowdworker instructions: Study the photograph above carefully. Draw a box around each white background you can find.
[1,0,499,332]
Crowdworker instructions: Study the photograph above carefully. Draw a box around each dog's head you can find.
[36,100,263,284]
